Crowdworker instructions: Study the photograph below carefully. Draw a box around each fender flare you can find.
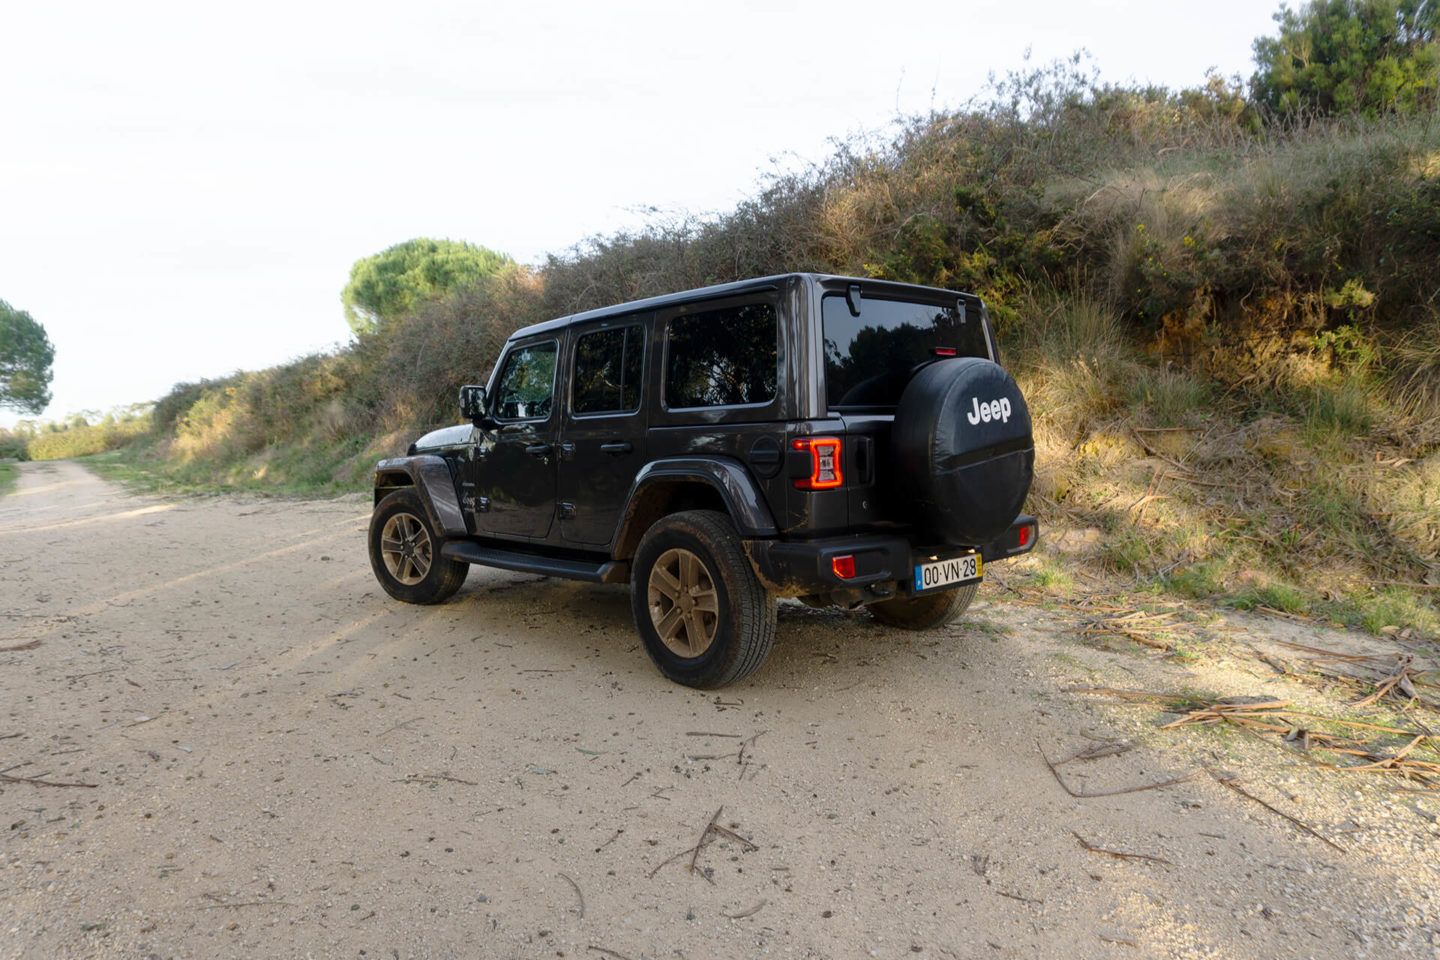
[612,457,777,551]
[374,455,468,538]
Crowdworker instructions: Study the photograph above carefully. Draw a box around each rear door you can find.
[817,288,992,531]
[557,316,649,546]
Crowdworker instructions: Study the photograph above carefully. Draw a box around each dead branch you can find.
[0,639,41,652]
[396,772,478,786]
[688,806,724,880]
[1054,742,1135,765]
[587,945,635,960]
[1072,831,1172,865]
[722,898,767,919]
[375,716,422,739]
[1038,741,1193,797]
[1064,687,1191,705]
[0,770,97,788]
[1205,767,1345,853]
[648,805,757,882]
[560,872,584,919]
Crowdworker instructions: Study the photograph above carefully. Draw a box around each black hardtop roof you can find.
[506,273,978,341]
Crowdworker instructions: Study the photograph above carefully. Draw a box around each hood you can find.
[408,423,474,454]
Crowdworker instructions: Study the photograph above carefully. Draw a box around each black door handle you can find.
[600,441,633,455]
[524,443,553,457]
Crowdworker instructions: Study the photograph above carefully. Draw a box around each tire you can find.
[369,488,468,605]
[868,582,978,630]
[630,510,777,688]
[891,356,1034,544]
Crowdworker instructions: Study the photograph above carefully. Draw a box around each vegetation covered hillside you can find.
[15,2,1438,635]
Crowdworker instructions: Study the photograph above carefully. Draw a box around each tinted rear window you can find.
[822,295,988,408]
[665,302,777,408]
[573,324,644,415]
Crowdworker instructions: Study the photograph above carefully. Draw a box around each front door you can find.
[474,338,559,540]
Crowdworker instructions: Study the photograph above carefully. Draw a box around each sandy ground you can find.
[1,459,1437,960]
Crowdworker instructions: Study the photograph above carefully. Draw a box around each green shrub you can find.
[27,415,150,461]
[0,430,28,461]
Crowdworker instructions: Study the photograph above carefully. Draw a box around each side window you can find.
[665,302,777,409]
[493,341,557,421]
[572,325,644,415]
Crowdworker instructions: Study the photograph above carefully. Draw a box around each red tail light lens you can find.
[831,554,856,579]
[792,437,843,489]
[1018,524,1032,547]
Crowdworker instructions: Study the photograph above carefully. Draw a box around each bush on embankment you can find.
[110,59,1440,633]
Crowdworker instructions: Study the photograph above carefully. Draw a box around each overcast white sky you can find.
[0,0,1283,427]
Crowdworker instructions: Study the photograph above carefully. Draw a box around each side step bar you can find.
[440,541,629,584]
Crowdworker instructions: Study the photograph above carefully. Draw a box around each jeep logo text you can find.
[966,396,1012,425]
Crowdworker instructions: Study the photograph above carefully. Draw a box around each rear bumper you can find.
[743,514,1037,598]
[980,513,1038,564]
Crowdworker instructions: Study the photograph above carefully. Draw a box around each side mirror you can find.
[459,384,487,423]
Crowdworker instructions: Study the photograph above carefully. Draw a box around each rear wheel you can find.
[868,582,977,630]
[369,489,468,604]
[630,510,776,688]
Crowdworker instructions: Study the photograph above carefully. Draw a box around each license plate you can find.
[913,554,981,592]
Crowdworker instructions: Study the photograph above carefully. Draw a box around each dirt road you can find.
[1,460,1436,959]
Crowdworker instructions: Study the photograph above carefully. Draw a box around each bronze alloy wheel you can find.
[379,512,433,586]
[647,547,720,657]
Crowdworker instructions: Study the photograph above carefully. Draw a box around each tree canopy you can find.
[1251,0,1440,115]
[341,238,514,336]
[0,300,55,415]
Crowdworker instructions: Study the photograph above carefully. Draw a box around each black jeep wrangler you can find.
[368,274,1036,687]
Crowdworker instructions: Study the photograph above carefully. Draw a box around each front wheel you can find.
[868,582,978,630]
[369,489,468,604]
[630,510,776,688]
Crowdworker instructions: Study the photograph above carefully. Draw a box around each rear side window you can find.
[822,295,989,409]
[572,325,644,415]
[665,302,777,409]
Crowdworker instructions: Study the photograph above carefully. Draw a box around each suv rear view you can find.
[368,274,1037,687]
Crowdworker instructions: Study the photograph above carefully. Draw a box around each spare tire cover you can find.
[891,356,1034,545]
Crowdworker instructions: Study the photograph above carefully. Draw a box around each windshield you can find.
[822,294,989,409]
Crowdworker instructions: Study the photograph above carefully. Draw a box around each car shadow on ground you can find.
[442,573,987,690]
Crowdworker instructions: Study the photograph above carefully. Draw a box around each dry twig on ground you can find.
[559,872,584,919]
[1157,697,1440,786]
[1071,832,1172,865]
[1038,741,1194,798]
[1070,686,1440,787]
[1205,766,1346,853]
[0,764,97,788]
[647,805,758,882]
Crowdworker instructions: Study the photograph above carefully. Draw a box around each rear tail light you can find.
[831,554,856,579]
[792,437,843,489]
[1018,524,1032,547]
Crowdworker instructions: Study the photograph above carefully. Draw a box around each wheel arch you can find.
[372,455,468,538]
[610,458,777,561]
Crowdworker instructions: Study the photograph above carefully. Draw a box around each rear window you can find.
[665,302,777,409]
[822,295,988,408]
